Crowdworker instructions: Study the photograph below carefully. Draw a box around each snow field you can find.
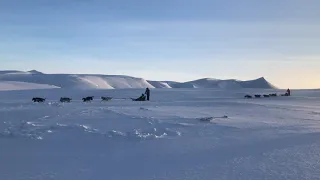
[0,88,320,180]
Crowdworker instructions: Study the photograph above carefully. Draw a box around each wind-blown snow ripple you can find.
[107,127,181,140]
[0,121,182,141]
[0,121,99,140]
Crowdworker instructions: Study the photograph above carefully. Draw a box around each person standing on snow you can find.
[286,88,291,96]
[145,88,150,101]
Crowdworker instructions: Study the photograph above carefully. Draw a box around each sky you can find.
[0,0,320,89]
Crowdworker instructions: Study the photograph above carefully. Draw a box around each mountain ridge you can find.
[0,70,276,90]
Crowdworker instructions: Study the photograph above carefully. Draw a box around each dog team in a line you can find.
[244,88,291,99]
[32,88,151,103]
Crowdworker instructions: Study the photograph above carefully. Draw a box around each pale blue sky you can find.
[0,0,320,88]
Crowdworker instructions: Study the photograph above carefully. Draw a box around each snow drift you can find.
[0,70,276,90]
[0,81,59,91]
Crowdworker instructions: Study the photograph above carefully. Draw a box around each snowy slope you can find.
[239,77,277,89]
[0,88,320,180]
[77,75,154,89]
[0,70,276,90]
[148,81,172,88]
[171,77,274,89]
[0,81,59,91]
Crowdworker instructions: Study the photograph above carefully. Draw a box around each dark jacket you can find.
[145,88,150,95]
[287,89,291,95]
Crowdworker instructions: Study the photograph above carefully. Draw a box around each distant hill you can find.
[28,70,44,74]
[238,77,277,89]
[0,70,29,74]
[0,70,276,90]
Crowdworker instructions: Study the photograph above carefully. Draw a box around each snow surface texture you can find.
[0,70,275,90]
[1,88,320,180]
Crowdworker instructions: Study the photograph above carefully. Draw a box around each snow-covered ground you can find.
[1,88,320,180]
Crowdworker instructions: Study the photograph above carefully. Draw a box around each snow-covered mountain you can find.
[173,77,277,89]
[0,70,276,90]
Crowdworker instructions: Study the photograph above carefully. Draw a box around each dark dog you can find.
[60,97,72,103]
[254,95,261,98]
[101,96,112,101]
[269,93,277,97]
[263,95,270,98]
[32,97,46,103]
[82,96,94,102]
[244,95,252,99]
